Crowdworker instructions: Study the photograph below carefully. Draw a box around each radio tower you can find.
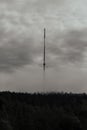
[43,28,46,71]
[42,28,46,92]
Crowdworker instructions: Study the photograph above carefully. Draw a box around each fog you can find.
[0,64,86,93]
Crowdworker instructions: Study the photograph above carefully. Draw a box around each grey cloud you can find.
[45,29,87,67]
[35,0,65,6]
[33,0,66,15]
[0,0,87,72]
[0,28,87,73]
[61,29,87,64]
[0,2,38,72]
[0,39,34,72]
[0,2,41,72]
[2,0,65,15]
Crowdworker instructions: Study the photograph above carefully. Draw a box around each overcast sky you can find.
[0,0,87,93]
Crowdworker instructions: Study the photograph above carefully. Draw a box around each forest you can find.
[0,92,87,130]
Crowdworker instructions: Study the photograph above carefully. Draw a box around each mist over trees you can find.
[0,92,87,130]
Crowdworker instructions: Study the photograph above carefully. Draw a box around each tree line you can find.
[0,92,87,130]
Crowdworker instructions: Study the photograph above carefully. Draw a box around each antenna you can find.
[43,28,46,71]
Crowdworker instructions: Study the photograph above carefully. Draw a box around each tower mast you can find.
[43,28,46,71]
